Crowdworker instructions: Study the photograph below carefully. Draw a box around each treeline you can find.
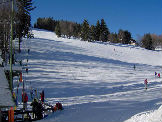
[34,17,162,50]
[140,33,162,50]
[0,0,35,62]
[34,17,133,44]
[34,17,80,39]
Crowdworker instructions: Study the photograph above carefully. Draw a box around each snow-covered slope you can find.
[17,29,162,122]
[125,105,162,122]
[32,29,162,67]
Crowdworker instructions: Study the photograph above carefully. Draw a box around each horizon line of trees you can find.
[34,17,162,50]
[34,17,133,44]
[140,33,162,50]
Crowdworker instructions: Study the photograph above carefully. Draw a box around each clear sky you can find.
[31,0,162,39]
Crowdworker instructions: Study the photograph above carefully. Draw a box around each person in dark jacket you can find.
[37,102,43,119]
[30,98,38,119]
[30,99,43,120]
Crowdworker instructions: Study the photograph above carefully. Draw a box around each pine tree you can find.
[95,20,100,41]
[55,23,61,37]
[109,32,119,43]
[80,19,90,41]
[16,0,35,52]
[73,23,81,38]
[99,19,109,42]
[124,30,131,44]
[89,25,96,41]
[118,29,131,44]
[118,29,124,43]
[141,33,154,50]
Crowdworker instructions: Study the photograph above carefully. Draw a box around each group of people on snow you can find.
[155,72,160,78]
[21,90,45,119]
[30,98,44,120]
[20,88,63,120]
[144,72,161,90]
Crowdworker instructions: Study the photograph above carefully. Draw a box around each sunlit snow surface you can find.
[15,29,162,122]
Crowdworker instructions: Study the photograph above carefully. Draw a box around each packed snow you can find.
[14,29,162,122]
[0,67,15,107]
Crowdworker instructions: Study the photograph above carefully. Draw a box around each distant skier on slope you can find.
[144,79,148,90]
[133,64,136,70]
[155,72,157,77]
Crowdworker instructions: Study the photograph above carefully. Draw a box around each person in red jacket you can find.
[41,90,44,103]
[22,92,28,110]
[144,79,148,90]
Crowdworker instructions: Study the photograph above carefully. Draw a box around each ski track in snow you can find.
[13,29,162,122]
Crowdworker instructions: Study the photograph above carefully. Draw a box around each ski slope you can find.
[18,29,162,122]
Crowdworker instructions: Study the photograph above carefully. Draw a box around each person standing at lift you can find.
[41,90,44,103]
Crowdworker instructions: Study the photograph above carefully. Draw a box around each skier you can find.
[155,72,157,77]
[37,102,43,119]
[158,73,160,78]
[133,64,136,70]
[34,89,38,99]
[144,79,148,90]
[31,99,43,120]
[22,92,28,110]
[31,98,39,119]
[30,88,34,99]
[28,49,30,54]
[41,90,44,103]
[26,68,28,73]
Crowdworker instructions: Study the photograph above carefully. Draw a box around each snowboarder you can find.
[144,79,148,90]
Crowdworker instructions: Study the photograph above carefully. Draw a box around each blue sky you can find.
[31,0,162,39]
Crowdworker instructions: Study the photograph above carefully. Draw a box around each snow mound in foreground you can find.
[125,105,162,122]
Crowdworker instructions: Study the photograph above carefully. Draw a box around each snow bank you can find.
[125,105,162,122]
